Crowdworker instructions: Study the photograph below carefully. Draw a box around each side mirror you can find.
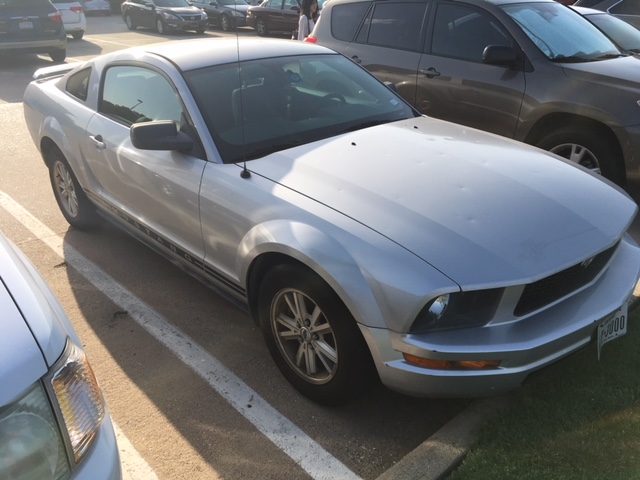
[482,45,518,67]
[130,121,194,151]
[383,81,398,93]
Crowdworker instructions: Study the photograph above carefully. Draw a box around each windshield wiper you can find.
[336,119,392,135]
[236,141,304,161]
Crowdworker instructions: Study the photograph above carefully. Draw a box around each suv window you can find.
[355,2,428,51]
[100,66,184,126]
[431,3,511,62]
[0,0,50,5]
[329,2,370,41]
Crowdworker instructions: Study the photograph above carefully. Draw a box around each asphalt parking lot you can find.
[2,12,640,480]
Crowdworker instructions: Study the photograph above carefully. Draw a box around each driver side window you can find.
[431,4,512,62]
[100,66,185,126]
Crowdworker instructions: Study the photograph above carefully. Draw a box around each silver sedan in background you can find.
[22,38,640,405]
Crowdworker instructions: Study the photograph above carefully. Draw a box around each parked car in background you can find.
[575,5,640,52]
[0,0,66,62]
[52,0,87,40]
[22,38,640,405]
[307,0,640,185]
[82,0,111,14]
[192,0,250,31]
[121,0,208,34]
[575,0,640,28]
[246,0,300,36]
[0,232,121,479]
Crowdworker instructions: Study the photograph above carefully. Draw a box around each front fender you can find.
[238,218,459,332]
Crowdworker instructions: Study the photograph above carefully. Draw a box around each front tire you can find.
[48,150,101,230]
[221,15,231,31]
[255,17,268,36]
[124,14,136,30]
[258,264,376,405]
[155,17,167,34]
[536,127,625,185]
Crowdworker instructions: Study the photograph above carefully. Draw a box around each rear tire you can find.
[258,264,376,406]
[49,49,66,62]
[536,127,625,186]
[71,31,84,40]
[48,149,101,230]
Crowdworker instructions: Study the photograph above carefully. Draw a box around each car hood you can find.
[0,249,48,406]
[247,116,637,288]
[0,235,74,405]
[562,54,640,89]
[158,6,204,14]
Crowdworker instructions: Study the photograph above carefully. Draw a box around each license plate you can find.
[19,21,34,30]
[597,302,628,359]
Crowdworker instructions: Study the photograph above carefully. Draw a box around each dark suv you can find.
[0,0,67,62]
[308,0,640,185]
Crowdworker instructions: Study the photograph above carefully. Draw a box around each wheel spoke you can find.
[275,312,300,338]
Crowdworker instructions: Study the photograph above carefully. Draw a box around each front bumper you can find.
[0,37,66,54]
[165,18,208,31]
[361,234,640,398]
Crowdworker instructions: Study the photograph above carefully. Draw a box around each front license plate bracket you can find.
[597,302,628,360]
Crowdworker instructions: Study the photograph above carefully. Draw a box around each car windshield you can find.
[584,12,640,53]
[503,2,623,61]
[185,54,418,163]
[154,0,191,7]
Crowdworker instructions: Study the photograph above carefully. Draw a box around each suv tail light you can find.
[304,36,317,43]
[48,11,63,22]
[71,6,84,13]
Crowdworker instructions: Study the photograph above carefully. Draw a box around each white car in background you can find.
[52,0,87,40]
[0,232,121,479]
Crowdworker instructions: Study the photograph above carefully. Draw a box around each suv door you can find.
[417,1,525,138]
[342,1,429,105]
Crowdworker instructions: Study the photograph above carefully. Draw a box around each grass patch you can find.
[448,307,640,480]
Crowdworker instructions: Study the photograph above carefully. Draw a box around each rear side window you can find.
[329,2,370,41]
[610,0,640,15]
[66,68,91,102]
[355,2,428,51]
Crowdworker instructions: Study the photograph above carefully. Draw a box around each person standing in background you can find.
[297,0,318,40]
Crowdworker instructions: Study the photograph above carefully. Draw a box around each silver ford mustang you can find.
[23,38,640,405]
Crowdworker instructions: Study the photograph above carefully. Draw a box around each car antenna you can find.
[235,11,251,179]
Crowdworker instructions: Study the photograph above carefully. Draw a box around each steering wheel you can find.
[318,93,346,109]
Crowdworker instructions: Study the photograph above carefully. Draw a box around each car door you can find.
[130,0,153,27]
[83,64,207,266]
[342,1,429,108]
[416,1,525,138]
[281,0,300,31]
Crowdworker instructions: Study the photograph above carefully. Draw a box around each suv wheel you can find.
[537,127,625,186]
[221,15,231,31]
[125,14,136,30]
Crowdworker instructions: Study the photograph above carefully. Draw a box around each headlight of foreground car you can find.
[411,289,504,333]
[0,340,106,479]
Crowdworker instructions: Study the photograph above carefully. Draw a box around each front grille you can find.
[514,241,619,316]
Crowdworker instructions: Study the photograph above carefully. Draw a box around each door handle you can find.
[89,134,106,151]
[419,67,441,79]
[350,55,362,64]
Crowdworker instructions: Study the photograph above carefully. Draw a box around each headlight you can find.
[410,289,503,332]
[0,383,71,480]
[161,11,180,20]
[0,339,106,479]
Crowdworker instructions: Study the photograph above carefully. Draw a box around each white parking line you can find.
[0,191,362,480]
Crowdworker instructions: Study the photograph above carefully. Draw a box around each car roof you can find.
[129,38,337,72]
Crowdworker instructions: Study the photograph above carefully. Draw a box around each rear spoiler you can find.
[32,61,86,81]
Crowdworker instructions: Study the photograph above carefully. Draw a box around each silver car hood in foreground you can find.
[248,116,637,288]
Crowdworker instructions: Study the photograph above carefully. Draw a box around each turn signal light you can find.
[403,353,501,370]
